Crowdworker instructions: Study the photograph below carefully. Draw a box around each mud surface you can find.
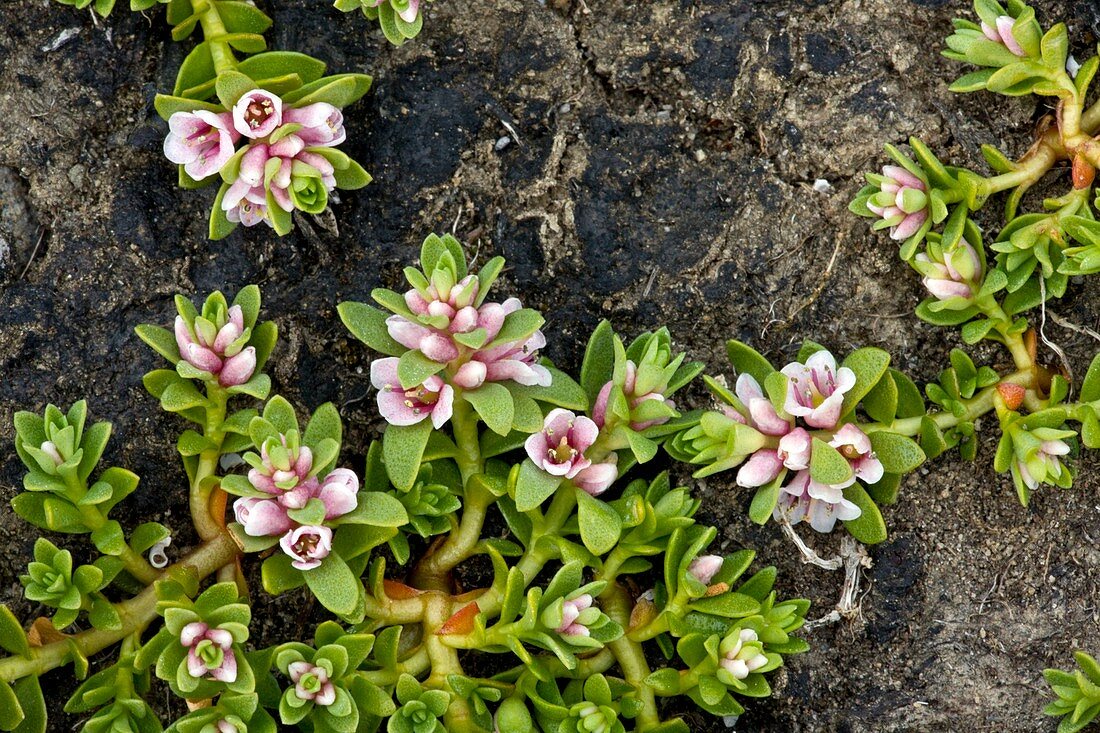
[3,0,1100,730]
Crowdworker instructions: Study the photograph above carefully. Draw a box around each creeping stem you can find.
[191,0,238,76]
[601,582,660,730]
[63,473,160,586]
[192,385,229,542]
[0,532,239,683]
[412,397,491,589]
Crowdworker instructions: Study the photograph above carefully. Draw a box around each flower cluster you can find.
[334,0,428,45]
[165,87,365,234]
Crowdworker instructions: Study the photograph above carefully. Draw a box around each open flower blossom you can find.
[555,594,596,638]
[981,15,1026,56]
[525,409,599,479]
[592,359,677,431]
[233,89,283,138]
[773,470,862,534]
[164,110,240,180]
[867,165,929,241]
[829,424,884,487]
[175,304,256,387]
[180,622,238,683]
[781,350,856,430]
[279,525,334,571]
[370,357,454,428]
[717,628,769,682]
[284,103,346,147]
[915,241,982,302]
[287,660,337,706]
[688,555,724,585]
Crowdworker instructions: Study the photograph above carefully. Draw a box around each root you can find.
[778,518,872,630]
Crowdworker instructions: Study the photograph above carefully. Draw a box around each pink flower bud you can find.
[688,555,724,585]
[219,346,257,387]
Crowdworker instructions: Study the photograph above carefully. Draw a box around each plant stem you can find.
[411,398,490,590]
[600,582,660,730]
[192,0,237,75]
[192,386,229,542]
[860,369,1036,438]
[0,532,239,683]
[64,476,159,586]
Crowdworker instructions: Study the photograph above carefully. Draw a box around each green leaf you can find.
[808,438,853,485]
[748,477,782,525]
[868,432,925,474]
[842,484,887,544]
[514,459,564,512]
[463,383,514,437]
[238,51,325,86]
[580,320,616,403]
[840,348,891,417]
[576,490,622,555]
[285,76,360,108]
[342,492,407,527]
[215,70,257,109]
[397,350,444,390]
[332,158,372,190]
[154,94,225,119]
[10,676,45,733]
[216,1,273,34]
[174,42,216,98]
[862,368,898,424]
[0,606,30,658]
[1081,354,1100,402]
[383,420,433,491]
[135,324,181,364]
[687,592,760,619]
[0,681,22,732]
[865,473,902,506]
[304,555,362,618]
[726,340,775,383]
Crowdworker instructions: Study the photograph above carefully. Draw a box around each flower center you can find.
[839,444,861,460]
[244,99,275,129]
[548,436,577,464]
[402,386,439,414]
[293,534,320,557]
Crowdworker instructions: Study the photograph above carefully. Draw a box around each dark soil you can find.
[2,0,1100,730]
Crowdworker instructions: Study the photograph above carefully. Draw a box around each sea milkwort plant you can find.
[665,0,1100,550]
[0,236,811,732]
[333,0,429,45]
[49,0,372,238]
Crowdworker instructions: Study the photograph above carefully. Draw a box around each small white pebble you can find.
[813,178,834,193]
[42,28,81,53]
[694,149,707,162]
[722,715,740,728]
[219,453,245,471]
[494,136,512,151]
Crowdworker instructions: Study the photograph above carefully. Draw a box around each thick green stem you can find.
[860,369,1036,438]
[601,583,659,730]
[64,476,159,586]
[411,399,490,589]
[192,386,228,542]
[0,532,239,683]
[192,0,237,75]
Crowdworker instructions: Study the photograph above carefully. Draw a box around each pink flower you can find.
[556,594,594,637]
[592,360,677,431]
[777,427,811,470]
[315,468,359,520]
[781,350,856,430]
[736,449,783,488]
[174,304,257,387]
[774,471,861,533]
[867,165,929,241]
[164,110,239,180]
[234,496,294,537]
[688,555,723,585]
[829,424,884,487]
[288,660,337,706]
[915,241,982,302]
[573,455,618,496]
[732,373,790,436]
[370,357,455,428]
[469,298,552,387]
[180,622,238,683]
[284,103,346,147]
[525,409,599,479]
[981,15,1026,57]
[232,89,283,138]
[279,525,333,570]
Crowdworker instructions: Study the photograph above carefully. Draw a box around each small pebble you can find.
[813,178,834,193]
[494,136,511,151]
